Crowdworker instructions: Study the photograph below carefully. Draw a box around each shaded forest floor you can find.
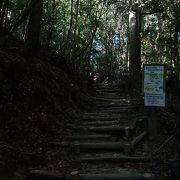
[0,44,180,179]
[0,44,95,179]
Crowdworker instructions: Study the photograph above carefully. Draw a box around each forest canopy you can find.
[0,0,179,78]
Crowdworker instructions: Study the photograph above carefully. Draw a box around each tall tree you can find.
[25,0,43,56]
[129,0,141,88]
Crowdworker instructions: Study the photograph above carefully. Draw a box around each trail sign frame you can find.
[143,64,165,107]
[143,64,166,139]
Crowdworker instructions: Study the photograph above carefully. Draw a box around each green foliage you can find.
[140,0,179,73]
[1,0,179,77]
[10,0,31,9]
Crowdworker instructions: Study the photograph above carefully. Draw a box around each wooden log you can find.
[96,97,125,101]
[96,97,138,102]
[86,125,133,133]
[96,104,135,108]
[28,168,156,180]
[95,84,119,88]
[131,131,147,149]
[51,141,70,147]
[50,141,130,152]
[79,172,155,180]
[71,123,128,131]
[78,154,150,163]
[82,117,128,125]
[82,116,122,121]
[65,134,112,141]
[97,91,119,94]
[99,93,119,98]
[82,112,127,116]
[82,120,119,126]
[97,89,119,93]
[82,112,112,117]
[97,108,135,113]
[29,170,64,180]
[74,142,126,151]
[97,106,136,110]
[97,109,133,113]
[99,91,119,94]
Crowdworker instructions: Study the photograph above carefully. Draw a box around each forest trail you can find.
[28,82,180,180]
[63,83,155,179]
[29,83,157,179]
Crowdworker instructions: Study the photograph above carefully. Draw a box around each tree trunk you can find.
[155,13,163,62]
[174,11,179,89]
[129,4,141,90]
[170,24,173,75]
[63,0,74,57]
[46,0,56,50]
[25,0,43,56]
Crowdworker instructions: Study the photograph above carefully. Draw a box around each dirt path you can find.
[28,83,179,179]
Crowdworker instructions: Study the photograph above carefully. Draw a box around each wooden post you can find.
[71,171,79,180]
[148,108,157,139]
[66,171,79,180]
